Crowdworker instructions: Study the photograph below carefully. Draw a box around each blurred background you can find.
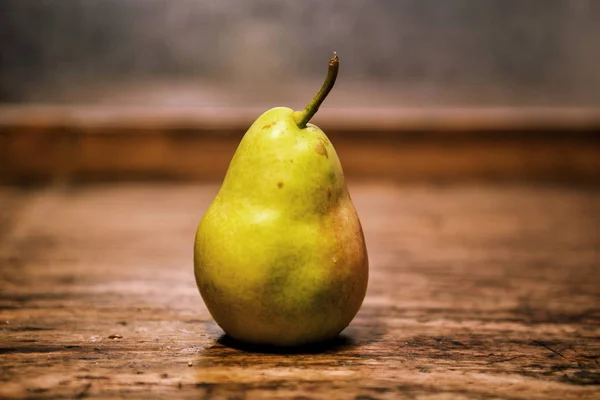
[0,0,599,183]
[2,0,600,106]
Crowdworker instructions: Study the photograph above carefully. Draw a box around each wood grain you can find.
[0,182,599,399]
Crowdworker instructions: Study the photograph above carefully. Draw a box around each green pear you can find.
[194,54,368,346]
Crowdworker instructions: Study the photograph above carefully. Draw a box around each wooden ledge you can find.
[1,106,599,184]
[1,105,600,132]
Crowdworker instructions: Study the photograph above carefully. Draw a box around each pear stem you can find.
[294,52,339,129]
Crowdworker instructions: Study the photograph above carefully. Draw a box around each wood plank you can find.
[0,182,599,399]
[1,106,600,184]
[1,106,600,132]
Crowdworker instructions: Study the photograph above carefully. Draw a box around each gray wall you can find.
[1,0,599,106]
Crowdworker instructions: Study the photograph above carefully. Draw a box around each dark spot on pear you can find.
[327,188,332,200]
[277,181,284,188]
[289,159,294,163]
[262,123,273,129]
[314,141,328,158]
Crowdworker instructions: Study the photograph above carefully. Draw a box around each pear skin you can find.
[194,54,368,346]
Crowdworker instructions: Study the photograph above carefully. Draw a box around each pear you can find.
[194,53,368,346]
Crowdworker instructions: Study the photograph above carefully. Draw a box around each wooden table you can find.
[1,182,599,399]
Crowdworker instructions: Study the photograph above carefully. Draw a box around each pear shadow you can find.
[216,333,356,355]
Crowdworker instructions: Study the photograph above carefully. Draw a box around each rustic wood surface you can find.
[0,182,599,399]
